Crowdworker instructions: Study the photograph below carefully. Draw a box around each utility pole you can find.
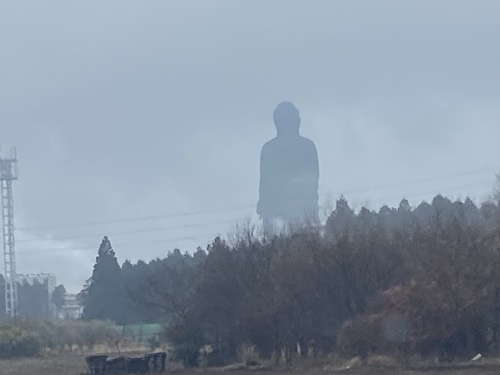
[0,147,18,317]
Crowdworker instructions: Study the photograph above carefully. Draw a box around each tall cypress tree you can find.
[81,236,126,324]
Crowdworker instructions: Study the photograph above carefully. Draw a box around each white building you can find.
[58,293,83,319]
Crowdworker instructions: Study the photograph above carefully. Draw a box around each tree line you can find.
[80,192,500,365]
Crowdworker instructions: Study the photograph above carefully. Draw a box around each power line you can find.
[16,166,498,233]
[337,166,497,195]
[376,180,494,204]
[16,232,226,254]
[17,204,254,231]
[17,217,247,243]
[13,180,495,255]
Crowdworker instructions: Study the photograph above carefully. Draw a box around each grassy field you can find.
[3,352,500,375]
[110,323,164,340]
[0,353,87,375]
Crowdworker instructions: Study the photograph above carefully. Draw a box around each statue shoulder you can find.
[261,137,279,153]
[299,136,318,152]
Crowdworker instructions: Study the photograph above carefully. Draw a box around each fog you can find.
[1,1,499,292]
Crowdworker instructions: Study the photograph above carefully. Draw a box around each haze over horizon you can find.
[1,1,499,292]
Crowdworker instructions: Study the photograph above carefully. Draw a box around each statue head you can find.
[273,101,301,137]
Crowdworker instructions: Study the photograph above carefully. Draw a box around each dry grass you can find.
[2,352,500,375]
[0,353,85,375]
[0,347,154,375]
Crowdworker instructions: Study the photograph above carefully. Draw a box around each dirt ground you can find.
[2,353,500,375]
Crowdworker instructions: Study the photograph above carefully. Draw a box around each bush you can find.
[336,235,500,361]
[0,325,42,358]
[236,343,260,365]
[336,314,383,358]
[170,343,198,366]
[0,318,122,358]
[78,320,119,350]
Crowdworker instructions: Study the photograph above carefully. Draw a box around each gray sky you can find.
[1,1,499,292]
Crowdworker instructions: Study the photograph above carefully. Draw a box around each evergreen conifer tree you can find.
[81,236,126,324]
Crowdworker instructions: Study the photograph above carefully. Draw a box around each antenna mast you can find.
[0,147,18,317]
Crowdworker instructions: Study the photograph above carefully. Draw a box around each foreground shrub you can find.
[0,325,42,358]
[337,235,500,361]
[77,320,120,350]
[0,318,121,357]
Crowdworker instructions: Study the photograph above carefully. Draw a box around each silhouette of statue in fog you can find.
[257,102,319,227]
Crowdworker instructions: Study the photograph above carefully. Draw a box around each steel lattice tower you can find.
[0,147,18,317]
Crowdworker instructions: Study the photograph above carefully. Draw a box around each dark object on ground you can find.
[127,356,149,373]
[146,352,167,372]
[85,352,167,374]
[85,355,108,375]
[106,356,128,373]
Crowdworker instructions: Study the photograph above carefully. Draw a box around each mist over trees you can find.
[79,194,500,365]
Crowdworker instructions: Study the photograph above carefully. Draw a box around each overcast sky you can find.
[1,1,499,292]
